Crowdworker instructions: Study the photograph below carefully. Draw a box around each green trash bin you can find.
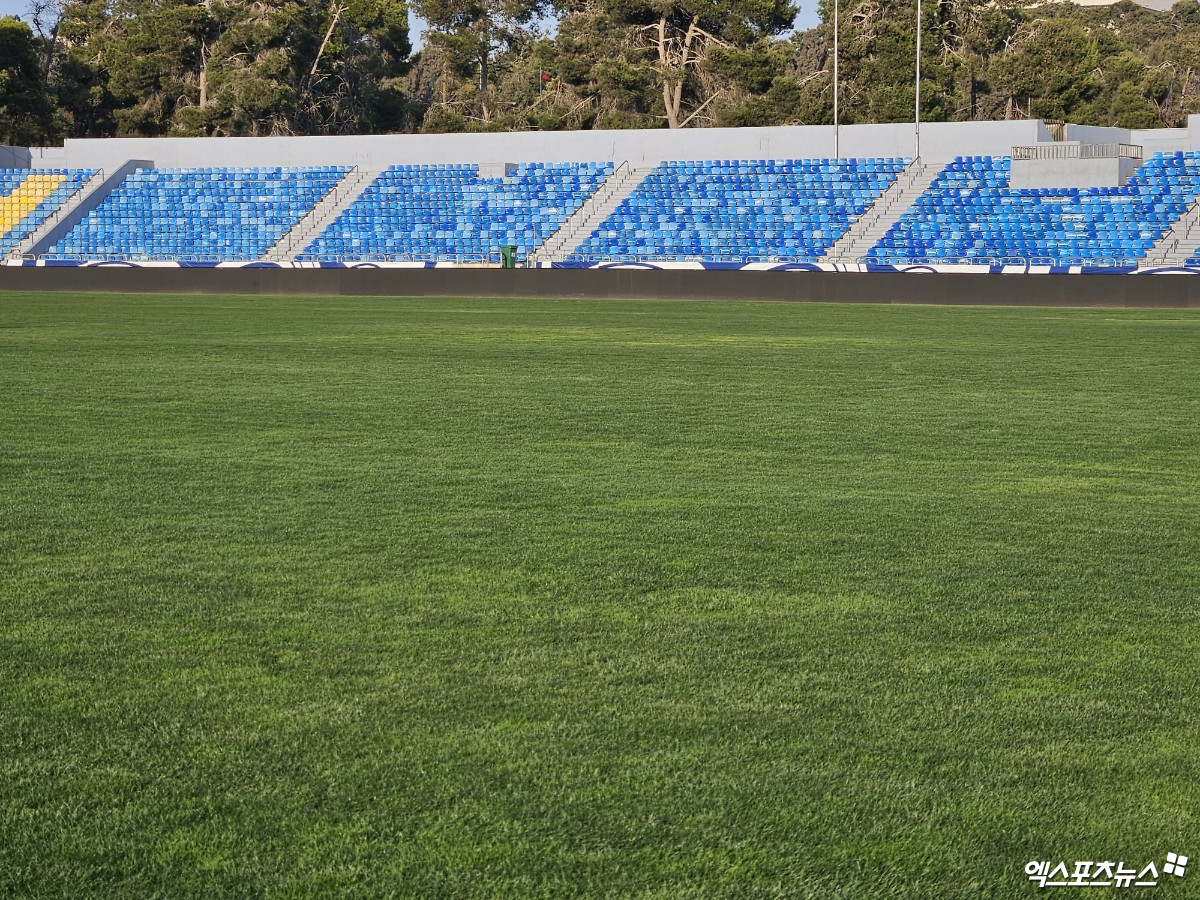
[500,245,517,269]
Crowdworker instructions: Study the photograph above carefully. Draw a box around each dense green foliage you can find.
[6,0,1200,139]
[7,0,413,139]
[409,0,1200,131]
[1,14,58,143]
[1,293,1198,897]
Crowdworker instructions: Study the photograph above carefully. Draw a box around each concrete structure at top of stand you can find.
[1062,122,1199,157]
[19,122,1050,171]
[1009,142,1143,189]
[0,146,69,168]
[3,118,1200,174]
[3,118,1191,173]
[1005,123,1193,189]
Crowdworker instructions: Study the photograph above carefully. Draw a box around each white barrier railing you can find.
[9,170,106,258]
[35,251,505,264]
[301,252,503,264]
[588,161,629,211]
[27,251,1154,269]
[560,253,834,265]
[1011,143,1142,161]
[858,255,1142,268]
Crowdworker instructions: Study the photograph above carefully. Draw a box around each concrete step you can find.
[261,167,375,261]
[824,160,941,261]
[8,170,106,259]
[530,169,628,262]
[15,160,155,259]
[1143,199,1200,265]
[530,163,654,262]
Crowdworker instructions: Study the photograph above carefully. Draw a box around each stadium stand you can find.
[0,169,97,256]
[571,158,909,261]
[868,152,1200,265]
[16,138,1200,267]
[302,162,613,262]
[51,166,348,261]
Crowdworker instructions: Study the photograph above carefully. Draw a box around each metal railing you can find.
[271,167,377,257]
[37,250,521,265]
[831,161,931,251]
[560,252,840,265]
[28,250,1150,269]
[532,161,631,261]
[1011,143,1142,161]
[1142,198,1200,262]
[859,254,1143,268]
[37,252,244,263]
[299,251,504,265]
[590,160,630,210]
[7,170,105,259]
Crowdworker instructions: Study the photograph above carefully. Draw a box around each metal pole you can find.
[834,0,839,159]
[915,0,921,160]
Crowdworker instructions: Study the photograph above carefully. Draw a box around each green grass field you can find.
[2,292,1198,898]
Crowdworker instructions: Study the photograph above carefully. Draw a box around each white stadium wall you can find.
[1,146,68,168]
[0,146,33,167]
[57,120,1053,171]
[8,119,1200,173]
[1064,125,1131,145]
[1010,154,1142,190]
[1055,123,1198,156]
[1132,122,1200,156]
[6,119,1198,172]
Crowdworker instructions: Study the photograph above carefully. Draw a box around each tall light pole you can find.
[833,0,839,159]
[914,0,922,160]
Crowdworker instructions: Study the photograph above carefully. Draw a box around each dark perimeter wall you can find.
[1,268,1199,308]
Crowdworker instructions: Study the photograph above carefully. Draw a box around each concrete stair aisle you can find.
[1141,198,1200,266]
[529,162,654,263]
[9,169,107,259]
[822,160,940,262]
[261,167,376,262]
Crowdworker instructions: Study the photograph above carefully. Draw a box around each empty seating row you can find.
[0,168,97,255]
[52,167,348,261]
[302,162,612,262]
[868,153,1200,264]
[574,158,908,260]
[18,153,1200,265]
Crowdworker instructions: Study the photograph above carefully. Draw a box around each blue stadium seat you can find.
[302,162,613,262]
[573,158,908,261]
[0,168,97,255]
[38,152,1200,266]
[867,153,1200,265]
[52,167,349,261]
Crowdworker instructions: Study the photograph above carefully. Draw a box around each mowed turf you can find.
[1,292,1198,899]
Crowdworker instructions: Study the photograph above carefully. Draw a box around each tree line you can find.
[3,0,1200,145]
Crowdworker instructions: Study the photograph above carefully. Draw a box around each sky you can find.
[1,0,822,49]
